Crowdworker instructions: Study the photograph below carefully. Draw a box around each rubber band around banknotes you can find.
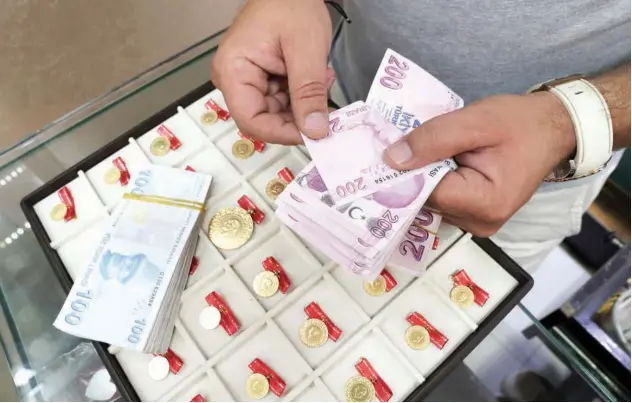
[123,193,205,212]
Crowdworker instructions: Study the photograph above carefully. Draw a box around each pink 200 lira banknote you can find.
[301,49,463,208]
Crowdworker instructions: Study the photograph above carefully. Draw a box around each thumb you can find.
[283,35,331,139]
[384,111,482,169]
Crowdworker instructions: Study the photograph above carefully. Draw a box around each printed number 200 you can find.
[336,177,366,198]
[379,55,410,90]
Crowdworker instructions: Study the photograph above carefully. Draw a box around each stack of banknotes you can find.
[54,165,211,353]
[275,49,464,280]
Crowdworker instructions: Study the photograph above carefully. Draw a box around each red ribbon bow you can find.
[355,358,392,402]
[189,394,205,402]
[112,157,130,186]
[153,348,183,375]
[380,269,397,292]
[277,168,294,184]
[451,269,489,307]
[304,302,342,342]
[189,256,199,276]
[406,312,449,350]
[262,257,291,293]
[157,124,182,150]
[238,195,265,225]
[185,165,196,172]
[205,291,240,335]
[58,186,77,221]
[205,99,231,121]
[249,358,286,397]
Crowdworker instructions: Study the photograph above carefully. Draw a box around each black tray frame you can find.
[21,82,533,402]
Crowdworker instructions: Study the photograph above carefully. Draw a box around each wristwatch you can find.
[528,74,613,182]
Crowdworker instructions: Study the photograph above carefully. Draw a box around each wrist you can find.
[528,91,577,163]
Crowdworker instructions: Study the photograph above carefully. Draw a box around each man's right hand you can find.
[211,0,333,145]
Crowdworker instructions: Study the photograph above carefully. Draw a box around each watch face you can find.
[546,160,576,181]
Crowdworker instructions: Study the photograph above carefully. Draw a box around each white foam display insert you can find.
[33,89,522,402]
[214,127,284,175]
[85,142,151,209]
[215,322,313,401]
[136,109,210,166]
[320,330,422,401]
[377,280,476,376]
[184,90,237,140]
[34,174,107,247]
[426,236,519,324]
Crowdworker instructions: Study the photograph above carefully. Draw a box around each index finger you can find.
[219,57,301,145]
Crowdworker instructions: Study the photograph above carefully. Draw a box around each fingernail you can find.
[387,139,413,165]
[303,112,328,134]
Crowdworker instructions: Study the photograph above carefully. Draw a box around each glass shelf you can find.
[0,29,620,402]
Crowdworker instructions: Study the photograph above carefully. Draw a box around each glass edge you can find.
[518,303,619,401]
[0,28,227,169]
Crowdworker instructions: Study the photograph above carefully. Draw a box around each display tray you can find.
[21,82,533,402]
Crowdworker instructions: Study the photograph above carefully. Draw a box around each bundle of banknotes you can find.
[275,49,464,280]
[54,165,211,353]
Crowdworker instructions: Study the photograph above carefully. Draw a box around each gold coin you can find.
[344,376,375,402]
[50,203,68,221]
[253,271,279,298]
[245,373,269,400]
[450,285,475,307]
[208,207,254,250]
[103,167,121,185]
[265,179,287,200]
[200,110,218,125]
[362,275,387,297]
[299,318,328,348]
[232,139,255,159]
[150,136,170,157]
[405,325,431,350]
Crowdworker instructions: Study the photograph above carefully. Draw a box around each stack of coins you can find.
[299,318,328,348]
[208,207,254,250]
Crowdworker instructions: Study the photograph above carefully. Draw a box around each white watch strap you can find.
[548,79,613,177]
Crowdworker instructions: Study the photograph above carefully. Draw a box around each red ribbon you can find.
[451,269,489,307]
[304,302,342,342]
[238,195,265,225]
[406,312,449,350]
[205,291,240,336]
[432,236,440,251]
[153,348,183,375]
[278,168,294,184]
[58,186,77,221]
[205,99,231,121]
[238,131,266,152]
[189,394,205,402]
[189,256,199,276]
[185,165,196,172]
[355,358,392,402]
[112,157,130,186]
[380,269,397,292]
[249,358,286,397]
[262,256,291,293]
[157,124,182,150]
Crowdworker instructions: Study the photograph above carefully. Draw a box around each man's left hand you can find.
[384,92,576,237]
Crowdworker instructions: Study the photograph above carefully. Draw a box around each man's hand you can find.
[211,0,333,145]
[385,92,576,237]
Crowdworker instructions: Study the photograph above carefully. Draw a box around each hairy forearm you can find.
[591,63,631,149]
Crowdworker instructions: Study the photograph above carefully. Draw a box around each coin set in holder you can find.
[30,88,524,402]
